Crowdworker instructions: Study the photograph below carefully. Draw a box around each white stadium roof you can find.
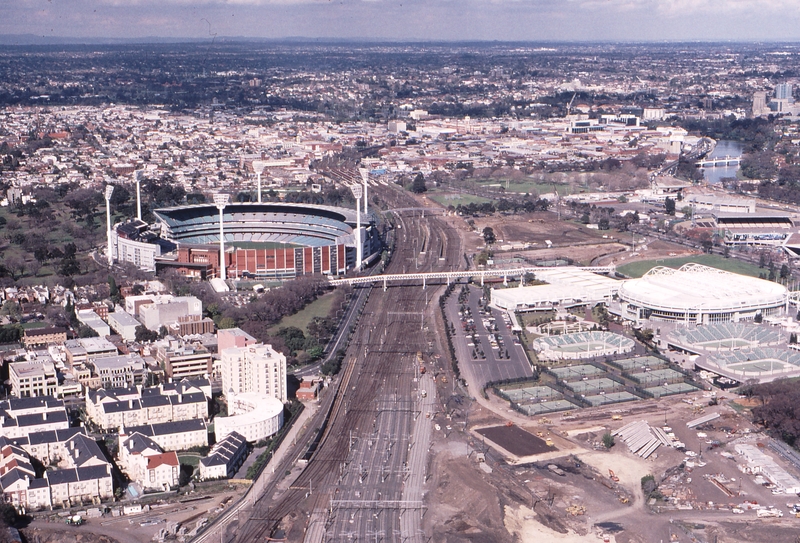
[491,266,619,310]
[618,263,787,314]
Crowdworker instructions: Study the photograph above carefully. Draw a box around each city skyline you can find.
[4,0,800,43]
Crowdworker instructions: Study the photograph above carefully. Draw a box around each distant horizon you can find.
[4,1,800,44]
[4,34,800,46]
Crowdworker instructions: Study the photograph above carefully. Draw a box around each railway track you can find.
[232,188,463,542]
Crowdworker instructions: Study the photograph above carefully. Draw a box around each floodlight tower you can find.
[351,184,363,271]
[134,170,143,221]
[104,185,115,266]
[252,160,266,203]
[359,167,369,211]
[213,193,231,281]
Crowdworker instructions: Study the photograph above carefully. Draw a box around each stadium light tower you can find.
[252,160,266,203]
[351,184,363,271]
[214,193,231,281]
[134,170,143,221]
[104,185,115,266]
[359,167,369,211]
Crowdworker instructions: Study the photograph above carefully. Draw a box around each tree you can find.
[411,172,427,194]
[664,197,676,216]
[482,226,496,244]
[135,325,159,343]
[109,275,121,305]
[602,432,615,449]
[597,217,610,230]
[780,264,790,281]
[78,325,99,338]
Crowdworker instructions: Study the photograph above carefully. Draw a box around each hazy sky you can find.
[3,0,800,42]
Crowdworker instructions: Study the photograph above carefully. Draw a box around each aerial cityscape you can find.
[7,4,800,543]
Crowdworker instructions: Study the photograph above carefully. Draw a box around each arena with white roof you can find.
[616,263,788,324]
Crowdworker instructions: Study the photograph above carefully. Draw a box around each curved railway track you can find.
[233,189,462,542]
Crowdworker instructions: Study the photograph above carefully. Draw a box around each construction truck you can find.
[66,515,84,526]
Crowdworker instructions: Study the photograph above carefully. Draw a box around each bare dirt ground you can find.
[451,209,695,268]
[422,202,800,543]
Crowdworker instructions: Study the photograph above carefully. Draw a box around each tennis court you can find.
[628,368,685,385]
[645,382,700,398]
[550,364,606,381]
[610,356,666,371]
[585,391,640,406]
[726,359,790,373]
[499,385,560,402]
[566,377,620,394]
[519,399,576,416]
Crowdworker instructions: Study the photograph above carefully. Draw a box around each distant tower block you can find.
[104,185,115,266]
[134,170,143,221]
[351,184,363,271]
[752,91,768,117]
[213,193,231,280]
[252,160,266,203]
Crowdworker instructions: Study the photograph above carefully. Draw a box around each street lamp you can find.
[359,167,369,211]
[252,160,266,203]
[104,185,114,266]
[134,170,143,221]
[214,193,230,280]
[351,184,363,271]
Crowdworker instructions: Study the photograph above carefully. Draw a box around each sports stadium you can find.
[668,322,784,353]
[147,203,378,279]
[532,331,635,361]
[699,347,800,384]
[616,263,788,324]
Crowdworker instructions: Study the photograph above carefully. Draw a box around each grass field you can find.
[427,192,493,207]
[269,291,337,335]
[616,254,764,279]
[474,179,574,196]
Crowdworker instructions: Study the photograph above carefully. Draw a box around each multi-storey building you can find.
[22,327,67,348]
[155,341,212,379]
[220,343,287,403]
[9,360,58,398]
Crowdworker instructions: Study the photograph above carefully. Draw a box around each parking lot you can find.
[446,284,534,389]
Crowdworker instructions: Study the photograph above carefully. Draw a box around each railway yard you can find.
[228,188,464,541]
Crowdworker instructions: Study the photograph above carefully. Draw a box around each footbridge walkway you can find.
[329,265,616,290]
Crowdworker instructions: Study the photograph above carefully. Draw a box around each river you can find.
[701,139,744,185]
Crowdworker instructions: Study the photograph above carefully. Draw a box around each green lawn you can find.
[616,254,764,279]
[269,291,337,335]
[178,454,201,467]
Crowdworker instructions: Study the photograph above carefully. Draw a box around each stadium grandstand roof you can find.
[153,202,367,247]
[618,263,787,314]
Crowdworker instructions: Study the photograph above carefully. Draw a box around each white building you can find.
[107,307,140,342]
[220,344,287,403]
[214,392,284,443]
[76,309,110,337]
[111,220,162,272]
[198,431,248,480]
[139,296,203,332]
[9,360,58,398]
